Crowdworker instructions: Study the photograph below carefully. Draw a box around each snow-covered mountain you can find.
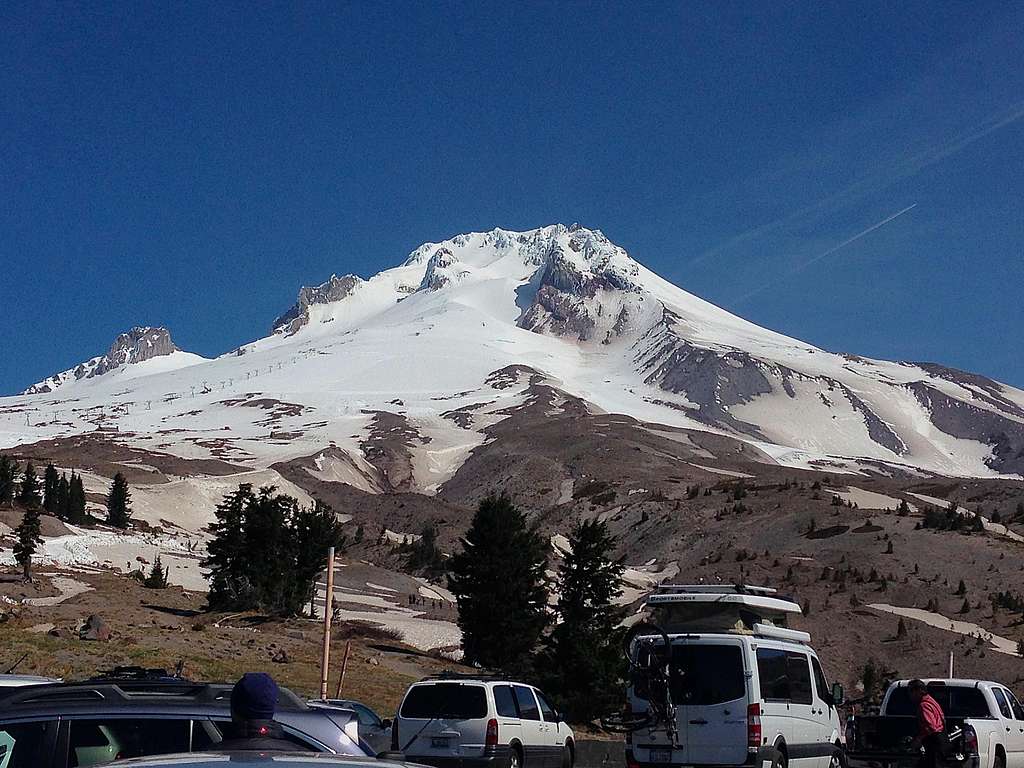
[23,327,206,394]
[5,225,1024,480]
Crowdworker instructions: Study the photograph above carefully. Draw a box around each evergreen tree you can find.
[56,473,70,519]
[541,519,625,721]
[448,493,549,672]
[0,455,18,506]
[17,462,41,508]
[896,499,911,516]
[202,485,345,616]
[405,521,445,574]
[68,472,87,524]
[203,484,256,610]
[42,463,59,514]
[13,504,43,582]
[106,472,132,528]
[144,553,170,588]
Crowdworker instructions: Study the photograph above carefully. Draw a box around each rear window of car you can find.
[401,684,488,719]
[672,643,746,706]
[886,686,992,718]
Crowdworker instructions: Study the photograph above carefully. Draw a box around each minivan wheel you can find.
[509,745,523,768]
[562,744,574,768]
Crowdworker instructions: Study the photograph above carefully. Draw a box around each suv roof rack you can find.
[420,672,506,681]
[0,680,308,711]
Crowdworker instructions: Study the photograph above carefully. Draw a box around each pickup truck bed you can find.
[846,713,969,766]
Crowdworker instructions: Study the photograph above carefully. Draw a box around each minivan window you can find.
[886,686,991,718]
[495,685,519,718]
[401,684,488,719]
[514,686,541,721]
[536,690,557,721]
[671,644,745,706]
[756,648,790,701]
[786,652,813,705]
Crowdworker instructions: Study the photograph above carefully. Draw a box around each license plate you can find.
[650,749,672,763]
[431,737,451,748]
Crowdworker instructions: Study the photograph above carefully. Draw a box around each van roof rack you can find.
[421,672,506,681]
[639,584,807,640]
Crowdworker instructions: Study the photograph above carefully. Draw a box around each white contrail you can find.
[800,203,917,270]
[734,203,917,305]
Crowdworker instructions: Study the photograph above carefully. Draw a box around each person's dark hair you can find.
[908,679,927,693]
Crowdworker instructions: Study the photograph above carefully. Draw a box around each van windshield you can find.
[400,683,488,719]
[670,644,746,705]
[886,686,991,718]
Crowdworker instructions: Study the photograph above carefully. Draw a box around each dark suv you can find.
[0,676,368,767]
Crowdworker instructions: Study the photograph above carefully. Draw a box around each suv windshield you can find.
[401,684,488,719]
[886,686,991,718]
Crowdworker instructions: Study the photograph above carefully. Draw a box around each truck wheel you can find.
[995,755,1005,768]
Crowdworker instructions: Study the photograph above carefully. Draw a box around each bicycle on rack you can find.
[600,621,680,746]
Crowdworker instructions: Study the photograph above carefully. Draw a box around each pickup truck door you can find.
[995,688,1024,768]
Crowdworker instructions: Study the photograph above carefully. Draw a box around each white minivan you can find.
[393,676,575,768]
[624,585,845,768]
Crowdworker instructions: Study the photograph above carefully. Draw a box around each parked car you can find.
[0,677,368,767]
[310,700,393,755]
[845,679,1014,768]
[623,584,845,768]
[0,673,61,687]
[393,675,575,768]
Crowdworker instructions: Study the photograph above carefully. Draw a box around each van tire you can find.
[562,742,574,768]
[772,744,788,768]
[509,743,524,768]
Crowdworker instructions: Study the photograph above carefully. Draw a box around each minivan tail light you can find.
[626,750,641,768]
[391,718,400,751]
[747,703,762,748]
[486,718,499,748]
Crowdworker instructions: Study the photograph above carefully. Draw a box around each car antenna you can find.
[4,653,29,674]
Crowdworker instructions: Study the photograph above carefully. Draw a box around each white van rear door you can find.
[398,682,489,759]
[675,638,750,765]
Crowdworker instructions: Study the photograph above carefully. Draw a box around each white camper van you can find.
[621,585,845,768]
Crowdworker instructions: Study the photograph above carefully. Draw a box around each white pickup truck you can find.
[846,679,1024,768]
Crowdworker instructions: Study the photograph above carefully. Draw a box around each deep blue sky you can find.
[3,2,1023,395]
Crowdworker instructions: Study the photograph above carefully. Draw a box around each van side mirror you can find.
[381,718,393,730]
[832,683,846,706]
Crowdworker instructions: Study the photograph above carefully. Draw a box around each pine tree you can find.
[896,617,908,639]
[68,472,87,524]
[203,484,256,610]
[540,519,625,721]
[896,499,911,516]
[56,473,70,519]
[106,472,132,528]
[42,463,59,514]
[17,462,41,508]
[1017,638,1024,658]
[956,579,967,596]
[144,553,170,588]
[0,455,18,507]
[13,504,43,582]
[448,493,549,672]
[405,522,445,574]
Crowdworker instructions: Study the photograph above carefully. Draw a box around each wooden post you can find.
[335,639,352,697]
[319,546,335,700]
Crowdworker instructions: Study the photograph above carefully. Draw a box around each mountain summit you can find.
[7,225,1024,479]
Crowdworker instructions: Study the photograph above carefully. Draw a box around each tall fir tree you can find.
[56,473,70,519]
[13,482,43,582]
[42,463,60,515]
[68,472,87,524]
[0,455,18,507]
[144,553,170,589]
[202,484,255,610]
[17,462,42,508]
[106,472,132,528]
[448,493,549,672]
[540,519,626,721]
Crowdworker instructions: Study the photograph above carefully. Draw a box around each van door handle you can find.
[689,719,708,725]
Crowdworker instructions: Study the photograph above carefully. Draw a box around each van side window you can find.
[993,688,1013,719]
[756,648,791,701]
[495,685,519,718]
[0,721,54,768]
[811,657,831,704]
[785,653,813,705]
[536,691,557,722]
[513,686,541,721]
